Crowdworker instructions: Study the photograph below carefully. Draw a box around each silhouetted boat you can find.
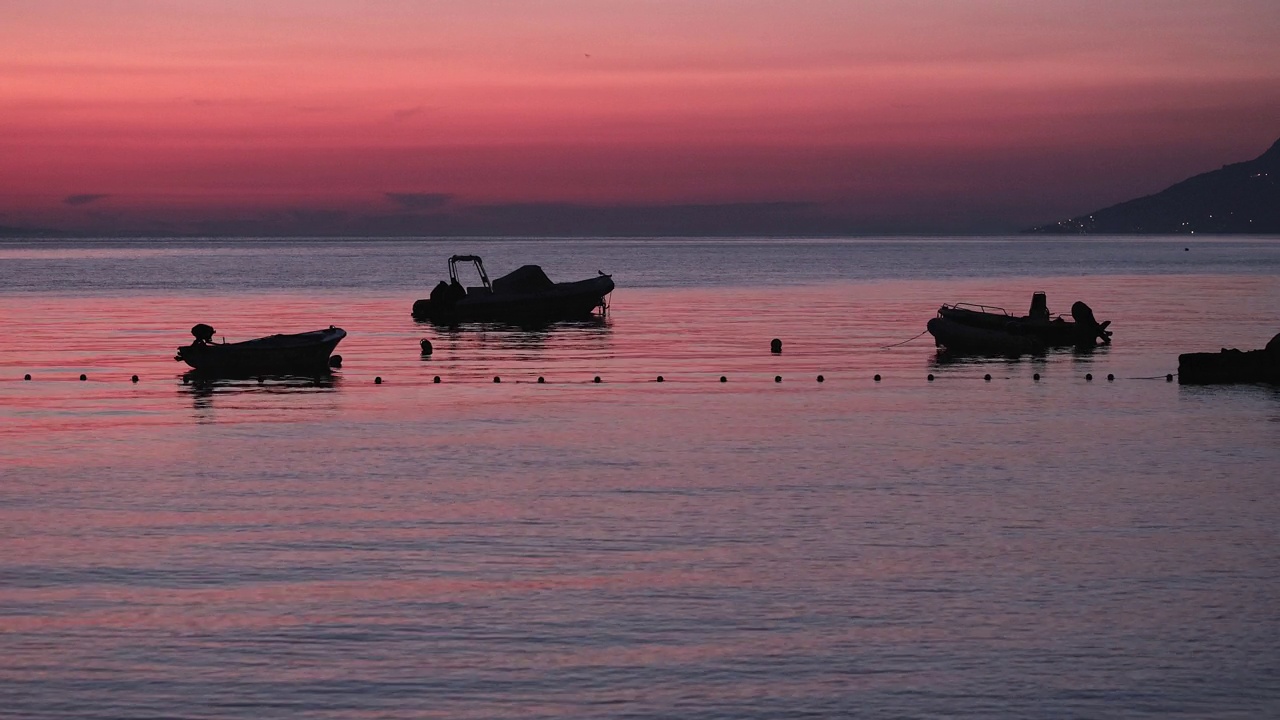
[412,255,613,324]
[176,324,346,375]
[1178,333,1280,385]
[926,292,1111,355]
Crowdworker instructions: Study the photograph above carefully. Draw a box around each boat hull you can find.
[927,316,1045,355]
[177,327,346,376]
[413,275,614,324]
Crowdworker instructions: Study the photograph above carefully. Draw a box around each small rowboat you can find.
[176,324,346,375]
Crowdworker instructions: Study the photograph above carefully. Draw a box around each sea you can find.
[1,236,1278,719]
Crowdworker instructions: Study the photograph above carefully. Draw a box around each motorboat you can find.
[412,255,614,324]
[926,292,1111,355]
[176,324,346,375]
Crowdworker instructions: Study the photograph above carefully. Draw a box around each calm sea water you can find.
[1,237,1278,719]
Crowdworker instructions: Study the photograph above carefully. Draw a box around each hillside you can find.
[1026,138,1280,234]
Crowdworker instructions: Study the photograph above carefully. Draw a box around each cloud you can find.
[1,62,189,77]
[455,201,834,236]
[390,106,425,121]
[64,194,110,206]
[292,104,346,114]
[384,192,452,211]
[289,208,348,225]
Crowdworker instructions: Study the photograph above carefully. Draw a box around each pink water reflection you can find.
[2,273,1279,718]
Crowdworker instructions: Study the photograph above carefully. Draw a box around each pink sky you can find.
[2,0,1278,234]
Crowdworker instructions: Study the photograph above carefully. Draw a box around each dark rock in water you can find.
[1178,334,1280,384]
[1026,137,1280,234]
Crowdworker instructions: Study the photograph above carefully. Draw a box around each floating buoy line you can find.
[10,371,1181,387]
[9,336,1186,389]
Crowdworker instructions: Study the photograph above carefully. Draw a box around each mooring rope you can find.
[881,329,930,349]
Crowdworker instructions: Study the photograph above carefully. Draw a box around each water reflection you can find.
[426,317,613,353]
[180,372,342,410]
[930,344,1109,368]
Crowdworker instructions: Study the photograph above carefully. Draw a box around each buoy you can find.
[537,376,545,384]
[593,376,601,383]
[131,375,139,383]
[1085,373,1093,381]
[1107,373,1115,381]
[494,376,501,383]
[433,376,441,383]
[79,374,87,381]
[23,374,31,381]
[873,374,881,382]
[927,374,934,381]
[1166,373,1173,382]
[984,373,991,381]
[774,375,782,383]
[420,339,433,355]
[816,375,824,383]
[656,375,664,383]
[375,376,382,384]
[328,355,342,369]
[770,338,782,354]
[720,376,727,383]
[1033,373,1040,381]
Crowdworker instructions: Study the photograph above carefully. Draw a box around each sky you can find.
[1,0,1278,236]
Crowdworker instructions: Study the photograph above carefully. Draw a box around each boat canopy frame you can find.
[448,255,491,291]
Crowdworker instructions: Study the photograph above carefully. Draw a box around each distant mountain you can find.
[0,224,57,238]
[1026,138,1280,234]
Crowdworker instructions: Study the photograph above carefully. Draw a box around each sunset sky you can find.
[2,0,1278,236]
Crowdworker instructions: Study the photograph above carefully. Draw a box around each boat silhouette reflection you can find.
[416,313,612,333]
[181,371,342,408]
[931,342,1108,367]
[424,316,613,354]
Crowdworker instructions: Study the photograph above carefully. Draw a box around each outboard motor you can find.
[1070,302,1112,345]
[1028,292,1049,320]
[191,323,216,344]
